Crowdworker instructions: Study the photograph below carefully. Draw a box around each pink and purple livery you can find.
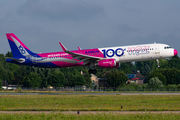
[6,33,178,74]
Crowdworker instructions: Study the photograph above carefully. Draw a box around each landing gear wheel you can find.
[88,69,93,74]
[92,69,97,74]
[88,69,97,74]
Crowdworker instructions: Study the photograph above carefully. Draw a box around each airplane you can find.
[6,33,178,74]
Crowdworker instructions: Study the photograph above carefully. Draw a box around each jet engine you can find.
[96,59,119,68]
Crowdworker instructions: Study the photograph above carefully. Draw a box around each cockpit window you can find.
[164,46,172,49]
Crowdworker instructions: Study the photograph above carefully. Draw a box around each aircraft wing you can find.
[59,42,106,65]
[65,50,106,64]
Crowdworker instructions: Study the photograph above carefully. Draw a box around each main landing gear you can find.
[88,69,97,74]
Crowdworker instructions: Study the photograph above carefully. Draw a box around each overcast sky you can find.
[1,0,180,56]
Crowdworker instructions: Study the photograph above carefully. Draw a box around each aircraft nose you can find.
[174,49,178,56]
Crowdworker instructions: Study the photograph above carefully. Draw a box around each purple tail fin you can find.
[6,33,36,57]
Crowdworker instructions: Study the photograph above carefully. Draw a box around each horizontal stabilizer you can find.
[6,57,25,63]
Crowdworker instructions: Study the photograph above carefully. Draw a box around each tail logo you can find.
[11,36,30,56]
[18,46,26,54]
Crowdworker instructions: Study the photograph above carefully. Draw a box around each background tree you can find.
[13,66,26,85]
[22,72,42,88]
[166,84,177,90]
[8,72,15,84]
[40,68,51,88]
[83,73,91,87]
[152,68,180,85]
[148,77,163,88]
[159,59,168,68]
[0,78,2,89]
[119,82,138,91]
[49,70,65,88]
[65,72,75,87]
[167,55,180,69]
[0,64,7,81]
[106,70,128,87]
[143,64,151,76]
[148,72,167,85]
[135,60,157,77]
[5,51,13,57]
[118,62,134,74]
[0,54,8,81]
[74,74,86,86]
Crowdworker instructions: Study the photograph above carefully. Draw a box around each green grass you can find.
[0,95,180,111]
[1,89,180,93]
[0,113,180,120]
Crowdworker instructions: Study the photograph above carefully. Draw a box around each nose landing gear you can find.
[156,59,160,68]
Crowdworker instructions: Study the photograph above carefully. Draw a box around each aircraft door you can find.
[155,44,160,57]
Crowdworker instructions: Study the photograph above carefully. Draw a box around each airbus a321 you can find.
[6,33,178,74]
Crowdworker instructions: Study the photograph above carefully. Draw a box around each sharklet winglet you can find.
[78,47,81,50]
[59,42,67,51]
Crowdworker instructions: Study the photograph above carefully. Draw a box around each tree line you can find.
[0,51,180,89]
[0,52,91,88]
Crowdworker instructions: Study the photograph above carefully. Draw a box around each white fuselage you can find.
[99,43,174,63]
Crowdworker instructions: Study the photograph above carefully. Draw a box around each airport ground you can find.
[0,112,179,120]
[0,92,180,119]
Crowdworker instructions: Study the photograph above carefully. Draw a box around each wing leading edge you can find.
[59,42,106,65]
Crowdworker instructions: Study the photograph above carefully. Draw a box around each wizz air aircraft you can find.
[6,33,178,74]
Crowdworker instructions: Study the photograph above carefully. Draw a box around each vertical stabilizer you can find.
[6,33,35,57]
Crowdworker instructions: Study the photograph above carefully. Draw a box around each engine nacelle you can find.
[96,59,119,68]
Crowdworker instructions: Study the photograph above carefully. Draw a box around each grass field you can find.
[0,113,180,120]
[1,90,180,93]
[0,95,180,111]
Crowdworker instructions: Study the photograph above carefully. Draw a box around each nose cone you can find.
[174,49,178,56]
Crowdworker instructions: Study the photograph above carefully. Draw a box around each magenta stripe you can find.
[6,33,30,50]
